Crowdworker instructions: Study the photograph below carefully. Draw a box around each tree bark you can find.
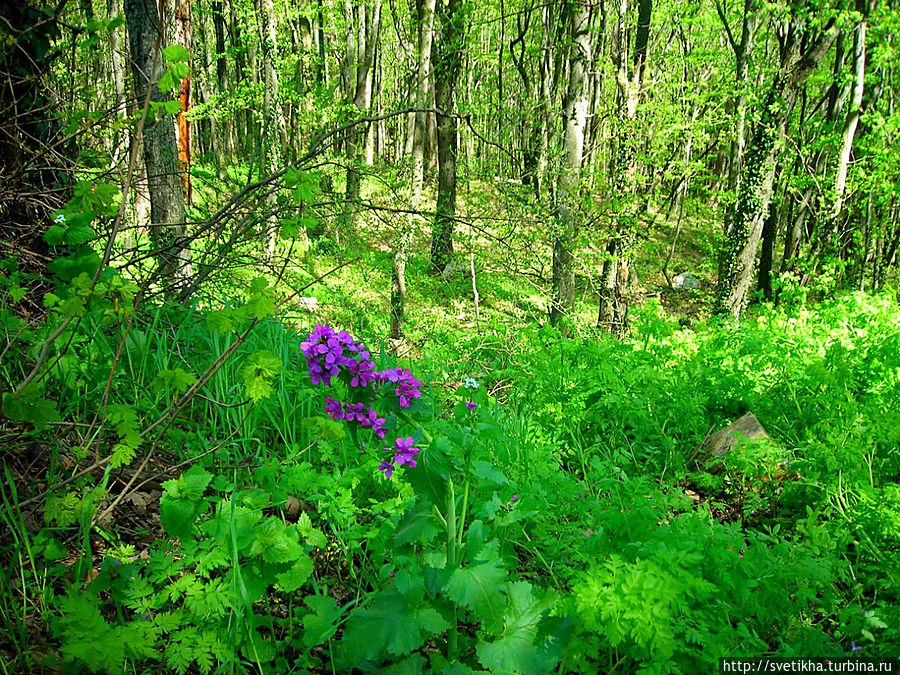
[597,0,651,334]
[124,0,191,290]
[411,0,436,209]
[344,0,382,231]
[832,17,865,219]
[430,0,464,274]
[715,16,838,319]
[550,0,592,328]
[173,0,192,204]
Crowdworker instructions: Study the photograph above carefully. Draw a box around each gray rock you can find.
[691,412,770,473]
[673,272,700,290]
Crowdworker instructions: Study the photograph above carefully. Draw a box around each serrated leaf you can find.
[66,223,96,245]
[241,350,282,402]
[337,586,450,667]
[476,582,569,675]
[276,555,314,592]
[44,225,66,245]
[443,552,508,632]
[302,594,342,646]
[205,308,239,334]
[163,44,190,62]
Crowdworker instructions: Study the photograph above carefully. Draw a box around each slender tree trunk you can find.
[430,0,464,274]
[833,17,866,219]
[173,0,192,204]
[597,0,651,334]
[411,0,436,209]
[125,0,191,290]
[256,0,288,256]
[549,1,592,328]
[344,0,382,231]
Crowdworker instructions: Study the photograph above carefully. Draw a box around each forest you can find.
[1,0,899,672]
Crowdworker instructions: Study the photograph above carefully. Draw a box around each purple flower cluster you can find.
[379,437,421,478]
[300,325,377,387]
[301,324,426,479]
[378,367,422,407]
[324,396,386,438]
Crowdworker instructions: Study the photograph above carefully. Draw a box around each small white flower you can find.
[463,377,479,389]
[53,213,65,224]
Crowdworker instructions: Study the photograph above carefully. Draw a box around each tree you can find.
[344,0,383,231]
[549,0,592,327]
[429,0,465,274]
[124,0,192,289]
[597,0,652,334]
[715,5,839,319]
[411,0,436,210]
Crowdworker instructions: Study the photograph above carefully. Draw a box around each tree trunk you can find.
[549,1,592,328]
[430,0,464,274]
[597,0,651,334]
[124,0,191,290]
[411,0,436,209]
[256,0,288,256]
[344,0,382,231]
[173,0,192,204]
[715,17,838,319]
[832,17,865,219]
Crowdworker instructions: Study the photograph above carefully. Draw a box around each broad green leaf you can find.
[475,582,569,675]
[162,44,190,62]
[443,551,507,632]
[276,555,314,592]
[302,594,342,647]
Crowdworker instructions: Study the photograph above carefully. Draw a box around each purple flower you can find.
[465,402,476,410]
[359,407,387,439]
[377,367,422,407]
[393,436,421,468]
[301,324,374,387]
[851,641,862,653]
[510,494,518,503]
[378,437,421,478]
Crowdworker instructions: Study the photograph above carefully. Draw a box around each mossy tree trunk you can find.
[715,13,838,320]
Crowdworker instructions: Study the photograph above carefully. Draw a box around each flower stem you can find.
[446,478,458,662]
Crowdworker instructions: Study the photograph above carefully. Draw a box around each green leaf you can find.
[44,225,66,245]
[110,443,137,468]
[205,308,239,334]
[337,586,450,667]
[443,551,508,632]
[476,582,569,675]
[241,350,282,402]
[2,388,60,429]
[302,595,342,647]
[65,223,96,245]
[152,368,197,395]
[162,44,190,62]
[276,555,314,592]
